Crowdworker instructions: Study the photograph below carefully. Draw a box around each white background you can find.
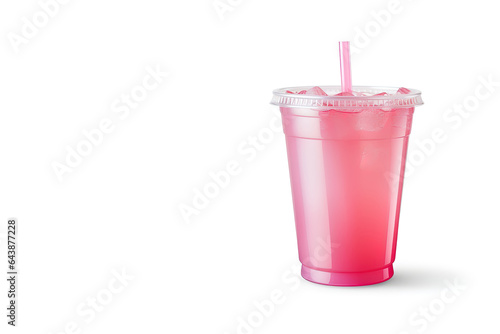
[1,0,499,333]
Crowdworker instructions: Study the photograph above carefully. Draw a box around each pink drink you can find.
[271,86,423,286]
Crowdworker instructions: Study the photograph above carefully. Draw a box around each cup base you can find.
[301,264,394,287]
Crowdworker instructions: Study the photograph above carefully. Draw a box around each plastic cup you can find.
[271,86,423,286]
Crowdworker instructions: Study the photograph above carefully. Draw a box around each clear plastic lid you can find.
[271,86,423,109]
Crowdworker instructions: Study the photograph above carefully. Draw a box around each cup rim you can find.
[271,85,423,109]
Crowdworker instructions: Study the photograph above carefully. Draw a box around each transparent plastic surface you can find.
[272,86,423,286]
[271,86,423,110]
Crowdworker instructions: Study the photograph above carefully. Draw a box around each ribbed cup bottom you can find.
[301,264,394,286]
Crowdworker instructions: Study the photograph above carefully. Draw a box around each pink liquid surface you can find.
[281,105,414,286]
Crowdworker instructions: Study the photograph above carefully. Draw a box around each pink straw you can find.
[339,41,352,93]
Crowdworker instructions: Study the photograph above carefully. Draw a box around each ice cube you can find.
[334,91,355,96]
[373,92,388,96]
[305,86,328,96]
[356,110,390,132]
[396,87,411,94]
[285,90,295,94]
[298,90,307,94]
